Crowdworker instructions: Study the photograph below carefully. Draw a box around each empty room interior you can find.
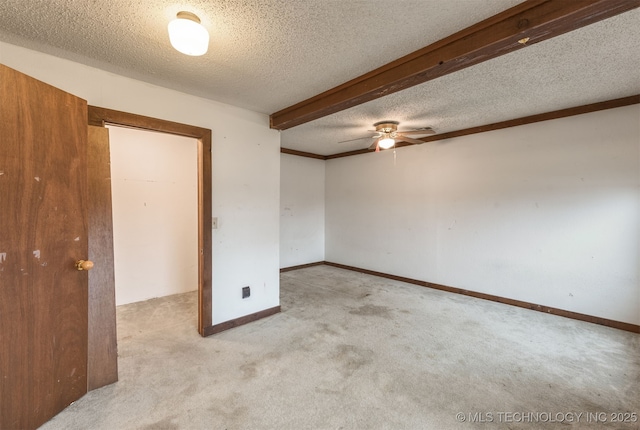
[0,1,638,429]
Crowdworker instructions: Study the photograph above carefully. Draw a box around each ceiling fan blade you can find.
[396,136,426,145]
[399,128,435,135]
[338,135,376,144]
[368,139,379,150]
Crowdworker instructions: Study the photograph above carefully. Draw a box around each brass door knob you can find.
[75,260,94,271]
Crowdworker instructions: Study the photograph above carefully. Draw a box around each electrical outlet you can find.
[212,217,218,229]
[242,286,250,299]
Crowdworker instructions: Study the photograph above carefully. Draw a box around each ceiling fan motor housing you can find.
[373,120,399,138]
[373,120,399,132]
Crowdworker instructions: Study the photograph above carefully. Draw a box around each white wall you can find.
[0,42,280,325]
[107,126,198,306]
[326,105,640,325]
[280,153,325,268]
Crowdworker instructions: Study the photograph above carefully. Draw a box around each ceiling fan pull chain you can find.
[393,148,397,166]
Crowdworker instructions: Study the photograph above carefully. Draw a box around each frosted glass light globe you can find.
[168,12,209,56]
[378,137,395,149]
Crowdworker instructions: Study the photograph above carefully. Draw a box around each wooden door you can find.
[87,125,118,391]
[0,64,89,429]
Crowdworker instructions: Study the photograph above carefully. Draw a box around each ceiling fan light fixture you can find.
[378,137,395,149]
[168,11,209,56]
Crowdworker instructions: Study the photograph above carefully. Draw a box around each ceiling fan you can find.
[340,121,435,152]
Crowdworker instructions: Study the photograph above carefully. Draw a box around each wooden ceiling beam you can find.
[270,0,639,131]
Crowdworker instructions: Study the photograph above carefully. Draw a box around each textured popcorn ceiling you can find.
[282,9,640,155]
[0,0,523,113]
[0,1,638,156]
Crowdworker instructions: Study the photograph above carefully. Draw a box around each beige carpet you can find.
[41,265,639,429]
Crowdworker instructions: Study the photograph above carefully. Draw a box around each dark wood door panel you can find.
[0,64,89,429]
[87,125,118,391]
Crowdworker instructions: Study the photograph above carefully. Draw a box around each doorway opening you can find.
[107,125,198,305]
[88,106,212,336]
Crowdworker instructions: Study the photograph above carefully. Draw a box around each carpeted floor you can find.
[40,265,639,429]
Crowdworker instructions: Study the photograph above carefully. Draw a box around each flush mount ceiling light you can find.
[168,11,209,56]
